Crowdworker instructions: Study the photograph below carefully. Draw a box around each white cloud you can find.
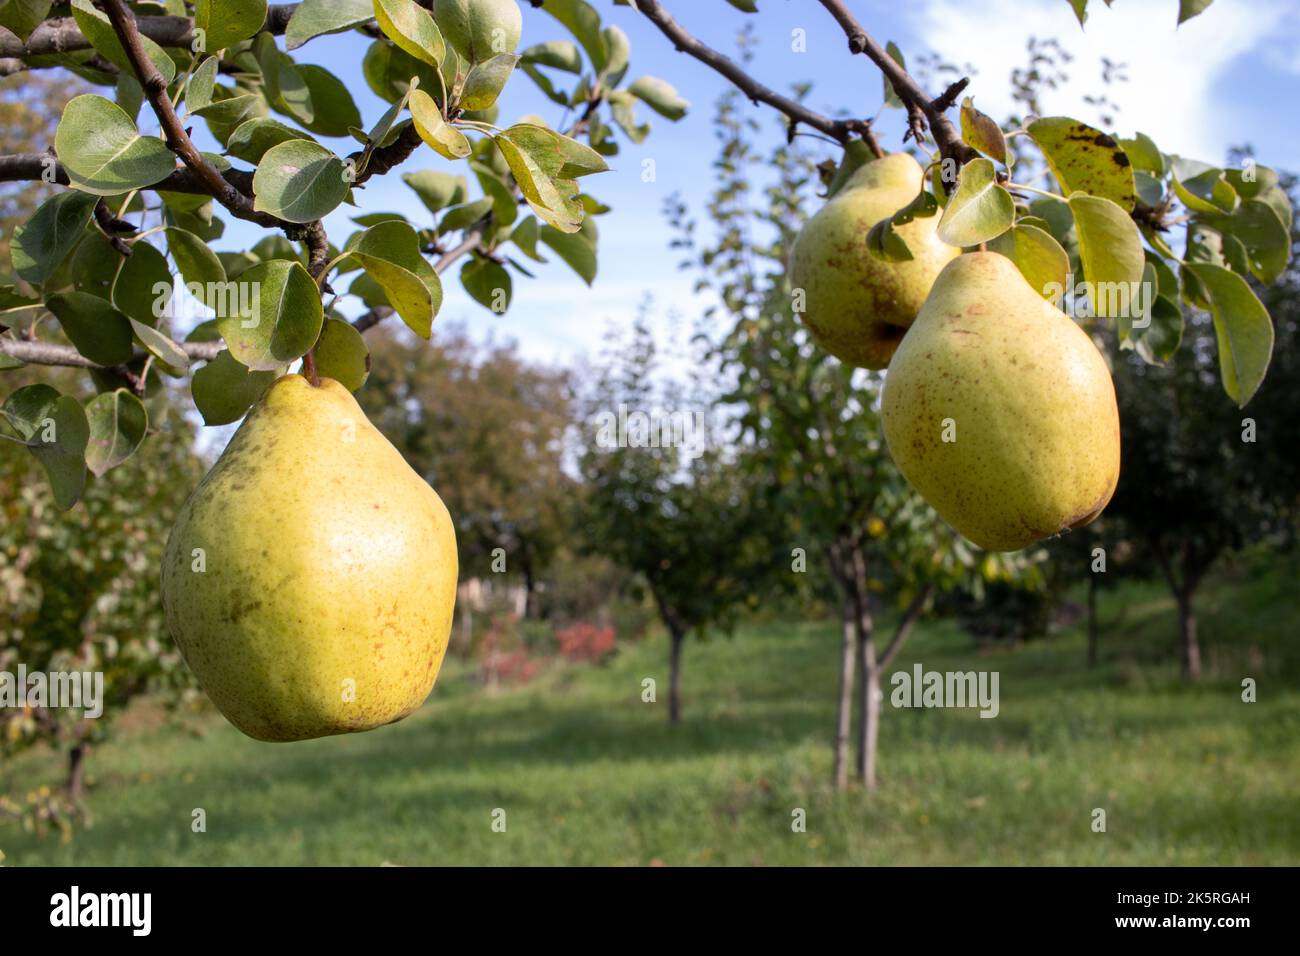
[909,0,1296,165]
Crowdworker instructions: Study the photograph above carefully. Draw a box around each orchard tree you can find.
[360,323,573,616]
[577,318,778,724]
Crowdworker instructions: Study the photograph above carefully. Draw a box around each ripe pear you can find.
[790,152,958,368]
[881,252,1120,552]
[161,375,458,742]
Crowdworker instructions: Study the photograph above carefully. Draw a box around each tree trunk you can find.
[1086,573,1098,668]
[832,593,856,790]
[66,743,87,802]
[851,549,878,789]
[668,626,685,724]
[521,560,540,619]
[1177,588,1202,682]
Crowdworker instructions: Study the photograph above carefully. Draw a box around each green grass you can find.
[3,550,1298,866]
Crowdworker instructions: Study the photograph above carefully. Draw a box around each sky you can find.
[206,0,1300,370]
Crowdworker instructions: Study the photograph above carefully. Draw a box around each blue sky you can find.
[209,0,1300,368]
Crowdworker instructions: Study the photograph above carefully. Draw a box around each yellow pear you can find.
[161,375,458,742]
[881,252,1120,551]
[790,152,958,368]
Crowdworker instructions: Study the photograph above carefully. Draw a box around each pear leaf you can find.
[253,140,349,223]
[460,257,512,312]
[254,32,315,125]
[55,95,176,196]
[1178,0,1214,25]
[538,0,606,72]
[1118,263,1183,366]
[986,224,1069,301]
[344,221,441,339]
[225,118,314,165]
[84,388,148,476]
[71,0,176,85]
[112,240,173,326]
[882,41,905,109]
[539,222,597,284]
[937,158,1014,247]
[194,0,267,53]
[1027,116,1137,212]
[286,0,374,49]
[1199,200,1291,284]
[402,170,468,213]
[191,350,280,426]
[461,53,520,111]
[960,97,1007,166]
[1117,132,1165,177]
[627,76,689,120]
[0,0,53,42]
[376,0,445,67]
[521,40,583,72]
[315,318,370,391]
[2,384,89,510]
[11,191,98,284]
[866,217,914,263]
[1183,262,1273,407]
[165,227,228,305]
[1169,158,1237,214]
[46,292,134,366]
[1066,193,1146,318]
[186,57,219,113]
[408,89,472,159]
[217,260,323,371]
[130,319,190,369]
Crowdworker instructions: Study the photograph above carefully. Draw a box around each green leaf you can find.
[1178,0,1214,25]
[70,0,175,86]
[409,89,472,159]
[539,221,597,284]
[1170,158,1236,214]
[252,140,349,223]
[11,191,98,284]
[0,0,52,42]
[1027,116,1137,212]
[84,388,147,476]
[1116,131,1164,177]
[538,0,605,71]
[1119,263,1183,366]
[521,40,583,72]
[217,260,323,370]
[254,32,315,125]
[344,221,441,338]
[189,92,261,125]
[376,0,445,67]
[866,217,913,262]
[473,162,519,226]
[495,124,588,233]
[2,384,89,510]
[186,56,219,113]
[195,0,267,53]
[1225,163,1279,201]
[55,94,176,196]
[112,240,173,325]
[225,118,314,164]
[986,224,1069,301]
[403,169,468,213]
[165,227,228,305]
[438,196,493,232]
[461,53,520,111]
[46,292,133,366]
[1184,262,1273,406]
[314,317,370,391]
[510,216,545,262]
[882,41,905,109]
[936,158,1014,246]
[627,76,689,120]
[286,0,374,49]
[460,257,512,312]
[1065,0,1088,27]
[1199,200,1291,284]
[295,65,363,138]
[192,350,280,425]
[1066,193,1146,319]
[130,318,190,369]
[960,97,1007,165]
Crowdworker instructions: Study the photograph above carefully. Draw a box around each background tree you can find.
[577,317,776,724]
[360,323,574,617]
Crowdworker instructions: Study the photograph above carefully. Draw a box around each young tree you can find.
[577,319,776,724]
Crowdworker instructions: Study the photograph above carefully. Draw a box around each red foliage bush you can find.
[555,623,617,663]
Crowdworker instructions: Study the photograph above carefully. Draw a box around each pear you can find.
[790,152,958,368]
[881,252,1120,552]
[161,375,458,742]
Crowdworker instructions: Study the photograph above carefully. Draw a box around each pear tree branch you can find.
[630,0,883,155]
[815,0,978,171]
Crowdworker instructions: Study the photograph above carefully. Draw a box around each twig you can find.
[632,0,883,156]
[816,0,977,171]
[92,201,135,257]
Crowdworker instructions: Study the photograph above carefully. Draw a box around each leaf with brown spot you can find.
[1027,116,1137,212]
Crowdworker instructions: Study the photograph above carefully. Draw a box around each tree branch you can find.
[878,582,935,671]
[631,0,882,156]
[815,0,977,171]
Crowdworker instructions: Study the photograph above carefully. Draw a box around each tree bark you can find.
[66,743,87,802]
[1086,573,1098,668]
[832,586,857,790]
[1177,588,1202,682]
[850,549,879,789]
[668,626,685,724]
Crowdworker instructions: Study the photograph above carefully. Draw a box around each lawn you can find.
[3,551,1297,866]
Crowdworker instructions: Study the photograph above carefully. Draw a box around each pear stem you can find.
[301,350,321,387]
